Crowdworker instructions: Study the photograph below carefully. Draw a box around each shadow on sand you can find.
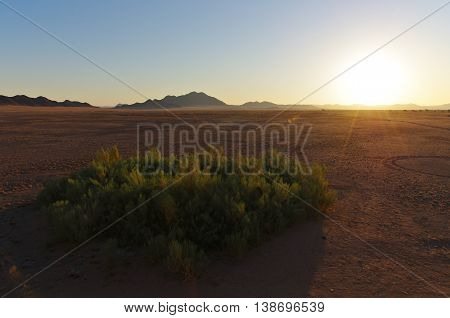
[0,204,325,297]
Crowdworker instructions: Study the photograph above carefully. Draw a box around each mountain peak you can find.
[0,94,94,108]
[160,92,226,107]
[185,91,207,96]
[116,92,226,109]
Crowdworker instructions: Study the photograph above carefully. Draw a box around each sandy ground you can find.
[0,106,448,297]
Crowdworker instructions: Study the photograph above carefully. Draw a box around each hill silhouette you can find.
[240,101,279,109]
[239,101,318,110]
[0,95,93,108]
[116,92,227,109]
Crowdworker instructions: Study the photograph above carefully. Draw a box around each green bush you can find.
[166,239,206,279]
[38,146,335,279]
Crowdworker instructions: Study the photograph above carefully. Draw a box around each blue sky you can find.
[1,0,449,106]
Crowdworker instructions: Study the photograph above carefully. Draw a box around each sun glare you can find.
[339,54,407,106]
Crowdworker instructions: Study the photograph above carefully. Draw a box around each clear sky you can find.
[1,0,449,106]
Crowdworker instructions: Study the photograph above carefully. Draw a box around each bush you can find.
[166,239,206,279]
[38,146,335,279]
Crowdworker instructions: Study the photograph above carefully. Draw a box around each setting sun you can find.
[339,54,408,106]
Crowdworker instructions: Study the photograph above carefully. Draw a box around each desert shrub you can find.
[38,146,335,279]
[166,239,206,279]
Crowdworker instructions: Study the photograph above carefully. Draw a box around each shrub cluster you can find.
[38,147,335,278]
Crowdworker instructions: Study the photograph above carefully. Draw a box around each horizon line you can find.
[1,92,449,109]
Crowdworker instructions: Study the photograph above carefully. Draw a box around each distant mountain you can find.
[240,101,279,109]
[239,102,318,110]
[116,92,227,109]
[429,104,450,110]
[115,99,162,109]
[159,92,227,107]
[0,95,94,107]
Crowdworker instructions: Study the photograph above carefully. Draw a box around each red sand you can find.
[0,107,448,297]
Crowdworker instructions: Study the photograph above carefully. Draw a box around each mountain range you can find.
[0,95,93,108]
[115,92,317,110]
[239,101,317,110]
[1,92,449,110]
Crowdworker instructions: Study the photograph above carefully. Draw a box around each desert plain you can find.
[0,106,448,297]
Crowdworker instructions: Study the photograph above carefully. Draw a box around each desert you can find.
[0,106,448,297]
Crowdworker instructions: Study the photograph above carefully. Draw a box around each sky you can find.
[1,0,449,106]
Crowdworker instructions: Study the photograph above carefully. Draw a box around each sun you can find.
[339,53,408,106]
